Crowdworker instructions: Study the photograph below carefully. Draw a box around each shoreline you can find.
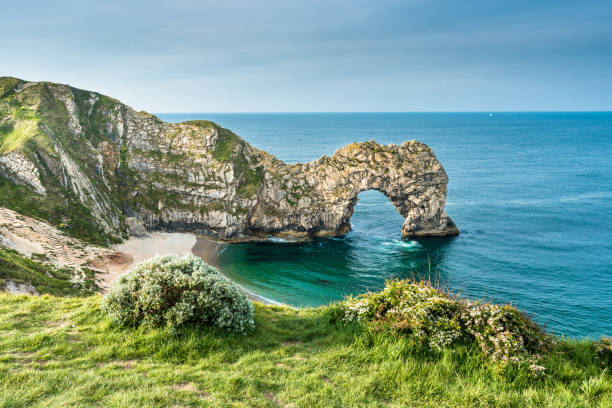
[192,236,283,305]
[105,232,277,305]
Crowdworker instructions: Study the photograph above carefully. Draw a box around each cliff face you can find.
[0,77,458,243]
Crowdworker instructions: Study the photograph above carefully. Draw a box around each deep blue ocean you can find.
[158,112,612,339]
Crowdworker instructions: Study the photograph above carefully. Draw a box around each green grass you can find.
[212,126,241,162]
[0,294,610,407]
[0,77,21,100]
[0,249,100,297]
[237,165,264,197]
[0,120,40,153]
[0,175,118,246]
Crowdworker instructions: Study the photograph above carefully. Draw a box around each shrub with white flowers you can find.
[342,279,550,362]
[101,254,254,333]
[460,302,549,362]
[344,280,464,351]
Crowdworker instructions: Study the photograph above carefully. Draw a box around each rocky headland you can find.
[0,76,457,245]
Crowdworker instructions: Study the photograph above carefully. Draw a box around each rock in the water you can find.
[0,76,458,242]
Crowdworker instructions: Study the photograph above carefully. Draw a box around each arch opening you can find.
[343,189,406,238]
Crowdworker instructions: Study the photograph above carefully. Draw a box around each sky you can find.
[3,0,612,112]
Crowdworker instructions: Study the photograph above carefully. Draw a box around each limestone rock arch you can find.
[248,140,459,239]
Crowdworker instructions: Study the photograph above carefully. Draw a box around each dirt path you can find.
[0,207,115,271]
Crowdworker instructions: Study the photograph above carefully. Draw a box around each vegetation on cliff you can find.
[0,175,117,246]
[0,248,100,297]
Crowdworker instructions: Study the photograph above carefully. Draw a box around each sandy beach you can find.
[191,236,222,267]
[97,232,276,304]
[98,232,221,290]
[0,212,270,304]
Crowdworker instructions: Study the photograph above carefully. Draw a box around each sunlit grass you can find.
[0,120,39,153]
[0,294,610,407]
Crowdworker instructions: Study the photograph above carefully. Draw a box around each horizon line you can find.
[153,110,612,115]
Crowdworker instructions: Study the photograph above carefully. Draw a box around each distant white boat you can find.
[489,112,494,117]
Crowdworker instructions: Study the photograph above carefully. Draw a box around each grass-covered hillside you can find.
[0,77,127,245]
[0,291,611,407]
[0,248,100,297]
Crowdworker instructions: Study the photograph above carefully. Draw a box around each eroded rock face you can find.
[0,152,46,195]
[0,77,458,242]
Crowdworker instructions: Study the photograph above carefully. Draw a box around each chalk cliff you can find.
[0,77,458,243]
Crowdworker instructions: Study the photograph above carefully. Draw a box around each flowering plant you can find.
[343,279,550,362]
[101,254,254,333]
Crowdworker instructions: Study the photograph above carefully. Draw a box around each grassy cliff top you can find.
[0,292,610,407]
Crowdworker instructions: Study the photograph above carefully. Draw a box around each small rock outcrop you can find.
[0,77,458,242]
[0,152,46,195]
[2,280,38,295]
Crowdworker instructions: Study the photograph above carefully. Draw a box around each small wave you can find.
[266,236,301,244]
[381,239,422,249]
[218,271,285,306]
[242,287,285,306]
[558,192,612,202]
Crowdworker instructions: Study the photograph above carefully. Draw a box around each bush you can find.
[342,280,550,363]
[595,337,612,368]
[344,280,464,351]
[101,254,254,333]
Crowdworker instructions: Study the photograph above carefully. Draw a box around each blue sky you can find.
[3,0,611,112]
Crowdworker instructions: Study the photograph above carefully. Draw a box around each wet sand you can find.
[191,236,222,267]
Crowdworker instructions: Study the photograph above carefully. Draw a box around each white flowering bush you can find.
[460,302,549,362]
[345,280,464,351]
[342,279,550,362]
[101,254,254,333]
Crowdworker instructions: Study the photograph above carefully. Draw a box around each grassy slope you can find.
[0,175,116,247]
[0,294,610,408]
[0,81,123,246]
[0,248,99,297]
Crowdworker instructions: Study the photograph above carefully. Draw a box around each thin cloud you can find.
[2,0,611,111]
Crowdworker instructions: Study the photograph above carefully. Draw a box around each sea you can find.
[158,112,612,339]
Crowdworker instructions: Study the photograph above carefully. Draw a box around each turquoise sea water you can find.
[158,113,612,339]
